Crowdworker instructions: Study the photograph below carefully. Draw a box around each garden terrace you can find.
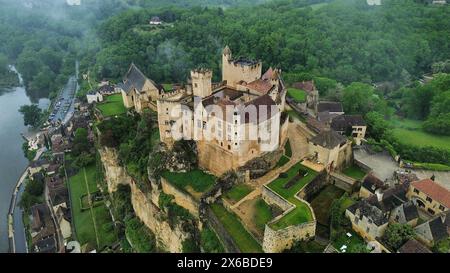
[224,184,253,204]
[266,163,317,230]
[342,165,367,180]
[210,203,262,253]
[96,94,127,117]
[287,88,306,103]
[161,169,216,197]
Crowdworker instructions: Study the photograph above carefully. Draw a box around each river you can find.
[0,68,49,253]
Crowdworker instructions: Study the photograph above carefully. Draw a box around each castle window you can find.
[426,196,433,203]
[194,83,198,88]
[358,128,363,131]
[439,205,445,211]
[427,208,435,215]
[235,142,237,146]
[413,188,419,194]
[228,145,231,150]
[220,142,223,147]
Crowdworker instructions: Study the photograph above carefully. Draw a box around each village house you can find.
[118,63,163,113]
[293,80,318,112]
[359,173,387,198]
[307,129,352,172]
[414,211,450,247]
[406,178,450,216]
[330,115,366,145]
[346,184,409,241]
[149,16,163,25]
[389,201,419,227]
[156,46,287,175]
[86,83,117,104]
[30,203,57,253]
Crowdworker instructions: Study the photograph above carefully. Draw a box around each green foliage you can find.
[182,237,200,253]
[384,223,415,251]
[73,152,95,169]
[423,90,450,135]
[343,82,386,116]
[125,217,156,253]
[18,104,42,128]
[72,128,90,156]
[365,111,392,141]
[224,184,253,203]
[284,139,292,158]
[112,184,134,222]
[18,177,44,213]
[200,226,225,253]
[162,169,216,194]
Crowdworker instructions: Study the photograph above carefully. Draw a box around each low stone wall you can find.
[262,220,316,253]
[330,172,357,193]
[160,177,199,218]
[299,170,328,200]
[261,186,293,212]
[354,158,372,173]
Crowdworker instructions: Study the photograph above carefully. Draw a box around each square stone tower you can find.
[191,68,212,98]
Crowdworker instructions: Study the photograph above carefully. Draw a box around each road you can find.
[48,76,77,125]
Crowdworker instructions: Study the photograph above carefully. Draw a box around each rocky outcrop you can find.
[98,147,131,193]
[100,146,192,252]
[130,181,188,252]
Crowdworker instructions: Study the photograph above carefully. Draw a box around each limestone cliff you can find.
[99,146,191,252]
[98,147,131,193]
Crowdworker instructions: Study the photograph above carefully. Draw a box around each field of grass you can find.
[68,165,117,250]
[267,163,316,230]
[96,94,127,117]
[224,184,253,203]
[253,198,273,231]
[310,185,345,226]
[287,88,306,103]
[162,169,216,194]
[210,203,262,253]
[389,116,450,152]
[342,165,367,180]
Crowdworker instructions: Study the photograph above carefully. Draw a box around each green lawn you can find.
[224,184,253,203]
[267,163,316,230]
[96,94,127,117]
[389,116,450,152]
[392,128,450,151]
[253,198,273,232]
[310,185,345,225]
[162,169,216,194]
[342,165,367,180]
[332,230,366,253]
[276,155,290,167]
[68,165,117,250]
[210,203,262,253]
[287,88,306,103]
[162,83,173,91]
[284,140,292,158]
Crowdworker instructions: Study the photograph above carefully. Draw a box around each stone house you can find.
[307,129,351,172]
[86,84,117,104]
[407,178,450,216]
[330,115,367,145]
[389,201,419,227]
[118,63,163,113]
[359,173,386,199]
[292,80,318,111]
[149,16,162,25]
[317,101,344,116]
[414,211,450,247]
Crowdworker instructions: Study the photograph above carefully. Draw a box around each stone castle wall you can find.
[262,221,316,253]
[98,147,131,193]
[261,186,292,211]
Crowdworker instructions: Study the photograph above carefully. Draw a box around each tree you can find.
[72,128,90,156]
[18,104,42,128]
[365,111,392,141]
[423,90,450,135]
[343,82,386,116]
[384,223,415,250]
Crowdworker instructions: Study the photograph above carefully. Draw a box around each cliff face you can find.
[99,146,189,252]
[129,181,188,252]
[98,147,131,193]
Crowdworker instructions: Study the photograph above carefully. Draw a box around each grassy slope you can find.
[211,203,261,253]
[287,88,306,103]
[162,169,216,193]
[224,184,253,203]
[342,165,367,180]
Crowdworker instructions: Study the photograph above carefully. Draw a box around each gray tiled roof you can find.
[309,129,347,149]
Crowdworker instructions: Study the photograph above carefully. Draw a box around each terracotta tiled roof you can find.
[261,68,274,80]
[293,81,316,93]
[246,79,273,94]
[398,239,431,253]
[412,179,450,208]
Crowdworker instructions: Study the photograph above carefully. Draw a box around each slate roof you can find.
[398,239,432,253]
[411,179,450,208]
[362,173,386,194]
[121,63,154,94]
[331,115,366,132]
[309,129,347,149]
[34,236,57,253]
[402,201,419,222]
[428,216,449,242]
[317,101,343,113]
[347,199,388,226]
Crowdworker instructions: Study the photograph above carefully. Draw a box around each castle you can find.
[156,46,288,175]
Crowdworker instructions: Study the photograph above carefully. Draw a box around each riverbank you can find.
[0,69,19,90]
